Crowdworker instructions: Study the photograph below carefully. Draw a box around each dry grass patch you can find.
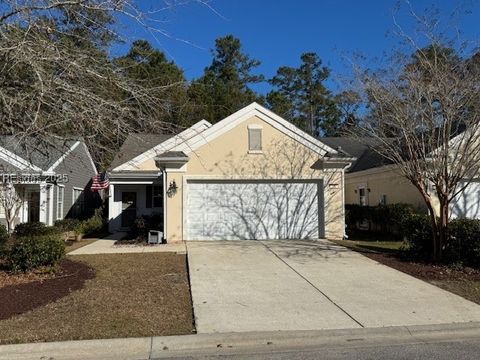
[0,253,194,344]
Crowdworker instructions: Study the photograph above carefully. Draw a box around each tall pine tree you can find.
[189,35,264,122]
[267,53,340,136]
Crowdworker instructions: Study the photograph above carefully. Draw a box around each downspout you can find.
[162,169,167,243]
[342,168,348,239]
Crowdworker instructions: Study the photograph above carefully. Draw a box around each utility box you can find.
[148,230,163,244]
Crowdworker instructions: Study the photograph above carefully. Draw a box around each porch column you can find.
[39,181,48,224]
[48,185,54,225]
[108,183,115,232]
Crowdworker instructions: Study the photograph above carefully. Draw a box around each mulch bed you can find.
[363,252,480,282]
[0,260,95,320]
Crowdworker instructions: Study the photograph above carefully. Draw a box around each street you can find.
[157,339,480,360]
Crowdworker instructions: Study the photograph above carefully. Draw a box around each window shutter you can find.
[146,185,152,208]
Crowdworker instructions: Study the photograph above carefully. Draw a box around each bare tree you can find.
[0,0,209,166]
[0,180,23,233]
[351,4,480,261]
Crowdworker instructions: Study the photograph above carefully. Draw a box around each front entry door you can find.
[28,191,40,223]
[121,192,137,228]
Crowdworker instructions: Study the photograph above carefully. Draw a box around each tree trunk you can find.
[413,183,441,262]
[5,211,14,234]
[435,199,449,263]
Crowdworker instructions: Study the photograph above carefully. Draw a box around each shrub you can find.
[400,214,432,260]
[14,222,60,237]
[54,218,81,232]
[446,219,480,267]
[129,213,162,241]
[0,223,8,244]
[7,234,65,272]
[131,216,148,240]
[81,211,103,236]
[14,222,46,237]
[345,203,416,238]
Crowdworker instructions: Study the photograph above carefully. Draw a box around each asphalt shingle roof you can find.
[320,137,392,173]
[0,136,78,171]
[110,133,173,170]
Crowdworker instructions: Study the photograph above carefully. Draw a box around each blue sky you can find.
[115,0,480,94]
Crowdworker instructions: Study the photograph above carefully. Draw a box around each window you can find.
[56,185,64,219]
[72,188,84,217]
[248,128,262,152]
[380,194,387,205]
[358,187,368,206]
[146,184,163,208]
[152,185,162,208]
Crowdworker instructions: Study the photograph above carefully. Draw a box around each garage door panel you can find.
[187,181,321,240]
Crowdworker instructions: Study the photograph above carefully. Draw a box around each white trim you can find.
[113,120,212,171]
[82,142,97,174]
[48,185,54,226]
[0,145,42,172]
[170,103,338,156]
[345,164,400,179]
[110,181,156,185]
[56,184,65,220]
[247,124,263,129]
[108,184,115,232]
[39,182,48,224]
[47,141,80,172]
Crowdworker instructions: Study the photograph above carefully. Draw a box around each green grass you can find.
[331,238,403,254]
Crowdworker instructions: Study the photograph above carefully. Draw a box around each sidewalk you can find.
[68,233,186,255]
[1,322,479,360]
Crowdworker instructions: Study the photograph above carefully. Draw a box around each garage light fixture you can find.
[167,180,178,198]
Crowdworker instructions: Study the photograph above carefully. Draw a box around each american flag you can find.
[91,172,109,191]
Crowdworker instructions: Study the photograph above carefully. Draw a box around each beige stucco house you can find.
[321,137,480,219]
[108,103,353,242]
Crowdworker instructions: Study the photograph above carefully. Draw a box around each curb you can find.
[1,322,480,360]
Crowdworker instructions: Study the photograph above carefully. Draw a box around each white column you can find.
[48,185,54,226]
[39,182,48,224]
[108,183,115,232]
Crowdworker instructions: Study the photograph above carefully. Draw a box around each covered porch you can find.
[0,182,55,229]
[108,172,165,233]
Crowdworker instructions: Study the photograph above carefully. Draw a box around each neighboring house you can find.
[321,137,480,219]
[108,102,353,242]
[0,137,98,228]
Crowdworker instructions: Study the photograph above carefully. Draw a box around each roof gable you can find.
[171,103,338,156]
[0,136,82,172]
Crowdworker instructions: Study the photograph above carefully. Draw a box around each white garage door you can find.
[186,181,322,240]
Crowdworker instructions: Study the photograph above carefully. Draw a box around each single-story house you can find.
[321,137,480,219]
[0,137,98,228]
[108,102,353,242]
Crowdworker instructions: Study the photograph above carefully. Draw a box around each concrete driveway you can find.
[187,240,480,333]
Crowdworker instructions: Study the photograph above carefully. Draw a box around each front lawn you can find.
[332,237,480,305]
[0,253,194,344]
